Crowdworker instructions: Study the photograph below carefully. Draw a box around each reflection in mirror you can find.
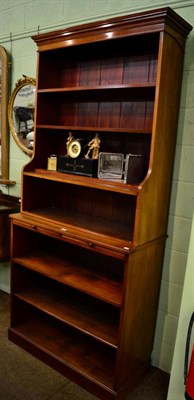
[0,45,14,184]
[8,76,36,156]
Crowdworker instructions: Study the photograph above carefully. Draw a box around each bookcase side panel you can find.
[133,31,187,245]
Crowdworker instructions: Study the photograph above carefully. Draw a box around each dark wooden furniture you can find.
[8,8,192,400]
[0,191,19,260]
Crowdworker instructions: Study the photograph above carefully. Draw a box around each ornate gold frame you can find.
[8,75,36,156]
[0,46,14,184]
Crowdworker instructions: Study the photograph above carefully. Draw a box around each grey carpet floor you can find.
[0,290,169,399]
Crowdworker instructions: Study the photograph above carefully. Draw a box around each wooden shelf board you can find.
[38,83,156,93]
[36,125,152,134]
[13,253,123,307]
[15,287,119,347]
[23,169,140,195]
[8,317,115,390]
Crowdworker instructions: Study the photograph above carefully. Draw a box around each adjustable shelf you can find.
[12,252,123,306]
[9,304,116,392]
[38,83,156,92]
[23,169,141,194]
[14,285,119,347]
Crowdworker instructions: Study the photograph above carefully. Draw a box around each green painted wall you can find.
[0,0,193,374]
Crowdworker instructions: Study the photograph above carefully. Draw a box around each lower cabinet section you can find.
[9,216,165,399]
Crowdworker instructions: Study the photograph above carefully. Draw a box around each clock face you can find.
[67,139,82,158]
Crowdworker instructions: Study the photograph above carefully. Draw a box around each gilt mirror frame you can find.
[8,76,36,156]
[0,45,13,184]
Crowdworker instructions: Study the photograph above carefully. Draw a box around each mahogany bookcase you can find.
[8,7,192,400]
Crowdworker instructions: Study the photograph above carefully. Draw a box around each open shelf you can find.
[14,280,119,347]
[13,253,123,306]
[23,169,141,195]
[44,207,131,238]
[12,221,125,304]
[9,300,116,390]
[22,178,137,245]
[37,33,159,90]
[22,206,134,245]
[38,83,156,93]
[36,89,154,130]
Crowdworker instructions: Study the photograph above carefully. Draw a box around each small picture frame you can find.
[47,154,57,171]
[98,152,124,180]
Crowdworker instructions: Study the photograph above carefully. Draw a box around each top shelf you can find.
[36,33,159,91]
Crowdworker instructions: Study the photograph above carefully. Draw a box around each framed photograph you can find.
[98,152,124,179]
[47,155,57,171]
